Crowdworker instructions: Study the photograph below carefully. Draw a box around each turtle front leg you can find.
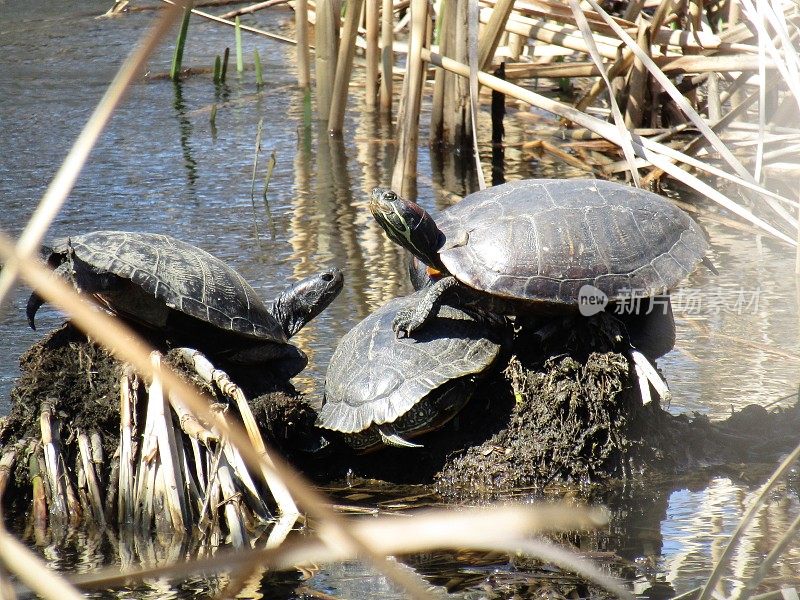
[393,276,460,338]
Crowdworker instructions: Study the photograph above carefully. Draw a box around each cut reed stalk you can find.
[29,448,47,540]
[329,0,365,133]
[222,442,270,522]
[0,444,18,517]
[624,19,651,129]
[295,0,311,88]
[390,0,428,194]
[149,353,188,530]
[77,432,106,527]
[39,402,66,521]
[170,5,192,81]
[216,451,246,548]
[221,47,230,82]
[314,0,339,121]
[430,0,453,142]
[104,445,120,524]
[118,368,136,525]
[365,0,379,107]
[379,0,394,113]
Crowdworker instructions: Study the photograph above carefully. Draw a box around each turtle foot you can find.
[391,306,429,339]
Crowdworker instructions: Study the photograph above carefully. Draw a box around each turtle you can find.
[316,290,507,452]
[370,179,711,344]
[26,231,344,378]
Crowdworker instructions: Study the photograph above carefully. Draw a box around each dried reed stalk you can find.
[39,402,66,521]
[77,432,105,527]
[379,0,393,113]
[118,368,136,525]
[365,0,379,107]
[216,451,247,549]
[390,0,428,194]
[477,0,517,71]
[314,0,339,121]
[29,448,47,539]
[295,0,311,88]
[430,0,454,141]
[329,0,365,133]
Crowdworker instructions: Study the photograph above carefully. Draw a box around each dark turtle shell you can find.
[56,231,287,343]
[317,291,503,446]
[435,179,708,305]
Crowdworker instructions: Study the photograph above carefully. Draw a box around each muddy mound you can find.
[436,352,636,496]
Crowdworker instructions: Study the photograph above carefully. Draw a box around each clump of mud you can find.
[436,352,635,495]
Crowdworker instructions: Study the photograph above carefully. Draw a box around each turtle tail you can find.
[26,292,44,330]
[25,245,65,331]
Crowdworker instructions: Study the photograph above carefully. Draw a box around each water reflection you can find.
[172,81,198,187]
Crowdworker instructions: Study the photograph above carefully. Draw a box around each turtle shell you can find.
[435,179,708,305]
[317,291,503,437]
[57,231,287,343]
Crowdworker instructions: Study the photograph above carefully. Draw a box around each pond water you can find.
[1,1,799,597]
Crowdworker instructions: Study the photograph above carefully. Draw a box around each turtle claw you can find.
[391,307,417,338]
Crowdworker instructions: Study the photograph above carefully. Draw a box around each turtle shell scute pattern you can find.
[436,179,708,304]
[318,292,502,434]
[58,231,286,342]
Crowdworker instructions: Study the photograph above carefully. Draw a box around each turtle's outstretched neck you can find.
[369,188,448,273]
[270,268,344,339]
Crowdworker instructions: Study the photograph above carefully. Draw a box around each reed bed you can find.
[1,0,800,598]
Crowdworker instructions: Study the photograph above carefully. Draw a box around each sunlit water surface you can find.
[1,1,799,597]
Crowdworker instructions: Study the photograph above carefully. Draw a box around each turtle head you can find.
[369,188,447,272]
[272,268,344,338]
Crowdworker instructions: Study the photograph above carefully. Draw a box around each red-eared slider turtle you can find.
[317,290,506,451]
[370,179,710,339]
[27,231,343,377]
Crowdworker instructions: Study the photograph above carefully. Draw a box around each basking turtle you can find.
[27,231,343,377]
[317,291,506,451]
[370,179,710,340]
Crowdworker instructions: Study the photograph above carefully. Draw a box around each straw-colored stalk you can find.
[222,441,270,522]
[148,353,188,530]
[624,19,651,129]
[295,0,310,88]
[477,0,515,71]
[365,0,379,107]
[175,347,298,517]
[430,0,454,141]
[329,0,365,133]
[77,432,106,527]
[39,402,67,521]
[314,0,339,121]
[442,0,470,147]
[29,448,47,539]
[379,0,393,113]
[118,368,136,525]
[0,445,18,514]
[391,0,428,194]
[216,451,246,549]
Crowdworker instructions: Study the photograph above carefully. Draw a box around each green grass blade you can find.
[254,48,263,86]
[221,47,229,83]
[212,55,221,84]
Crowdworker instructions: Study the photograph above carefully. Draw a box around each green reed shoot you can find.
[254,49,263,87]
[170,6,192,82]
[235,17,243,73]
[221,47,229,83]
[213,55,221,84]
[210,103,217,127]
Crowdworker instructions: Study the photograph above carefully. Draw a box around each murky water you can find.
[1,1,800,597]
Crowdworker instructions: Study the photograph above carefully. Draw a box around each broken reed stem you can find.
[295,0,310,88]
[390,0,428,195]
[430,0,453,142]
[314,0,338,121]
[477,0,515,71]
[29,447,47,540]
[365,0,379,107]
[118,368,136,525]
[329,0,365,133]
[379,0,393,114]
[216,451,246,549]
[0,444,19,518]
[39,402,67,521]
[77,432,106,527]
